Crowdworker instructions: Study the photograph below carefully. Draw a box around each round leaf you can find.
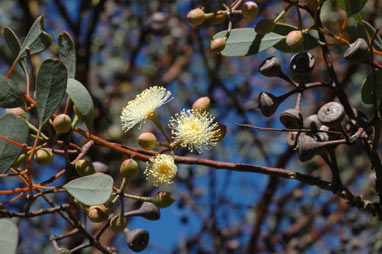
[63,173,113,206]
[0,219,18,254]
[0,114,29,174]
[36,59,68,128]
[361,69,382,104]
[0,73,24,108]
[272,24,320,53]
[66,79,94,130]
[212,28,283,57]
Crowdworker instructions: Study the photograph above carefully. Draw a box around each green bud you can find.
[53,114,72,134]
[34,148,53,166]
[192,97,210,113]
[75,159,96,176]
[152,191,176,208]
[286,30,304,49]
[210,37,226,54]
[120,159,139,180]
[110,215,127,232]
[88,204,108,223]
[187,8,206,25]
[138,132,157,151]
[241,1,259,20]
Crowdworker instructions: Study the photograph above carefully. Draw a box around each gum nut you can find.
[317,102,345,127]
[290,52,315,73]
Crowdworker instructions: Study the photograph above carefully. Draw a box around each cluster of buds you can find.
[187,1,261,54]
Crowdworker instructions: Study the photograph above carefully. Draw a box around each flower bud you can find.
[241,1,259,20]
[192,97,210,113]
[88,204,108,223]
[210,37,226,54]
[286,30,304,49]
[213,124,227,142]
[258,56,282,77]
[258,92,280,117]
[5,108,26,119]
[138,132,157,151]
[208,13,227,24]
[126,229,150,252]
[152,191,176,208]
[110,215,127,232]
[75,159,96,176]
[34,148,53,166]
[120,159,139,180]
[255,19,275,34]
[187,8,206,25]
[53,114,72,134]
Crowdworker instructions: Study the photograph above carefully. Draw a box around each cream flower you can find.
[168,109,220,153]
[121,86,172,132]
[144,154,177,187]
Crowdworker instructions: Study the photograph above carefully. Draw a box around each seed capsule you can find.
[317,102,345,127]
[125,202,161,220]
[344,38,369,64]
[126,229,150,252]
[290,52,315,74]
[258,56,282,77]
[304,114,321,130]
[296,133,326,162]
[258,92,280,117]
[279,108,303,129]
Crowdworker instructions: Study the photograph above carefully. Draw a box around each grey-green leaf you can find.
[17,15,52,59]
[66,79,94,130]
[36,59,68,128]
[63,173,113,206]
[272,24,320,53]
[0,114,29,174]
[361,69,382,105]
[3,27,29,79]
[0,219,18,254]
[212,28,283,57]
[58,32,76,79]
[0,74,24,108]
[336,0,367,16]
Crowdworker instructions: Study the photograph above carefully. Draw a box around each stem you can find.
[274,4,292,24]
[151,116,171,143]
[6,59,18,78]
